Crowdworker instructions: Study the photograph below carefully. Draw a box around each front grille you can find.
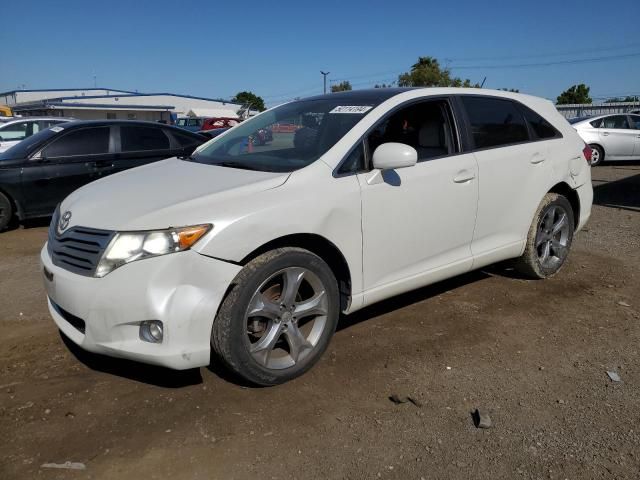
[48,208,115,276]
[50,298,86,334]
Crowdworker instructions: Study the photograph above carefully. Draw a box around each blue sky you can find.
[2,0,639,106]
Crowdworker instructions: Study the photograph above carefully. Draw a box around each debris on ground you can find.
[41,461,86,470]
[607,371,622,382]
[472,409,492,429]
[617,301,631,307]
[389,394,423,408]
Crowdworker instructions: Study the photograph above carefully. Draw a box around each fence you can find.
[555,102,640,119]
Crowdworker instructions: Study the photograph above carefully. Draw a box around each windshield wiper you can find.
[213,161,266,172]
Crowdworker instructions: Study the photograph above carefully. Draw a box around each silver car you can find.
[570,114,640,165]
[0,117,73,153]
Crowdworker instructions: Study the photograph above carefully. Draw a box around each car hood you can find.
[60,158,290,231]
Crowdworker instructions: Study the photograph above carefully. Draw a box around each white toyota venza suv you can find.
[42,88,593,385]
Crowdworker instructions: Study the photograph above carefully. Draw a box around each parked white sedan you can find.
[0,117,72,153]
[570,114,640,165]
[42,88,593,385]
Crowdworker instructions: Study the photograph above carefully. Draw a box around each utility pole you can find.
[320,71,330,94]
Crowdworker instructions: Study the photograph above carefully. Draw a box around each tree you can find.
[556,84,592,105]
[397,57,479,88]
[374,82,395,88]
[232,91,266,112]
[331,80,352,93]
[499,88,520,93]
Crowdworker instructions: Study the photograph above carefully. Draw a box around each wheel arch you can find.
[0,186,23,221]
[588,142,605,159]
[238,233,352,312]
[548,182,580,230]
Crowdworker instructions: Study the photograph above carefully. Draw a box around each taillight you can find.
[582,144,592,165]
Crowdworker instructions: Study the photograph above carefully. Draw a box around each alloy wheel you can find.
[244,267,329,370]
[535,205,571,269]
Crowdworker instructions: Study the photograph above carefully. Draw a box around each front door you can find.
[628,115,640,158]
[20,126,112,217]
[357,98,478,297]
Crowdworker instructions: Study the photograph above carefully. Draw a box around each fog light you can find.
[140,320,163,343]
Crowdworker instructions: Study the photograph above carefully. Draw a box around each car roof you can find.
[0,117,74,126]
[57,119,203,134]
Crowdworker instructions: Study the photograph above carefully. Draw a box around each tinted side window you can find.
[120,126,169,152]
[44,128,110,157]
[630,115,640,130]
[521,107,559,139]
[337,141,365,174]
[601,115,630,129]
[461,97,529,148]
[172,130,202,147]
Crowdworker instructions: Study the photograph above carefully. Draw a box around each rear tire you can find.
[589,144,604,166]
[514,193,574,279]
[211,247,340,386]
[0,192,13,231]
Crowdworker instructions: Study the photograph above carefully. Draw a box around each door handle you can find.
[453,170,475,183]
[602,132,610,136]
[530,153,546,164]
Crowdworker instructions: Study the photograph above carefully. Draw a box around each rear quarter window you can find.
[461,96,529,149]
[520,106,561,139]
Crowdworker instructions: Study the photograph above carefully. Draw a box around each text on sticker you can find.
[329,106,373,114]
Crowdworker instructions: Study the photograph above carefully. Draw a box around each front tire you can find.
[0,192,13,231]
[514,193,574,279]
[589,144,604,166]
[211,247,340,386]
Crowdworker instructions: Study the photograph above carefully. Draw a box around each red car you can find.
[201,117,240,131]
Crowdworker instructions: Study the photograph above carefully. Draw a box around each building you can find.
[0,88,245,122]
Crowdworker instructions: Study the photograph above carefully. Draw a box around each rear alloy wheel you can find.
[211,248,339,385]
[514,193,574,279]
[0,192,13,231]
[589,144,604,166]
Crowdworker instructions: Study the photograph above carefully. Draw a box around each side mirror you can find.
[372,142,417,170]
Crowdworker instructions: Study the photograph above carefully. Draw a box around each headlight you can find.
[95,224,211,277]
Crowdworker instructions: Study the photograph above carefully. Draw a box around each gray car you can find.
[0,117,73,153]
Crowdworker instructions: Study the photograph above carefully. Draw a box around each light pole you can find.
[320,71,330,94]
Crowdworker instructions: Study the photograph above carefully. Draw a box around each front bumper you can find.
[41,245,241,369]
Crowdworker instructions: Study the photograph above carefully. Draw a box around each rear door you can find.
[113,124,173,174]
[598,115,636,159]
[458,95,553,258]
[20,126,112,216]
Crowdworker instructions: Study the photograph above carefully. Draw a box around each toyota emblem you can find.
[58,211,72,233]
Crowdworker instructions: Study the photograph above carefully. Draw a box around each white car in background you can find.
[569,114,640,165]
[42,88,592,386]
[0,117,72,152]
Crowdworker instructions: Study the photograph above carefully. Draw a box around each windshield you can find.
[189,98,378,172]
[0,126,60,160]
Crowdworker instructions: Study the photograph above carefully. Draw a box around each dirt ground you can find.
[1,165,639,480]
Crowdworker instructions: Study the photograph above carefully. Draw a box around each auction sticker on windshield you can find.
[49,126,65,133]
[329,106,373,114]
